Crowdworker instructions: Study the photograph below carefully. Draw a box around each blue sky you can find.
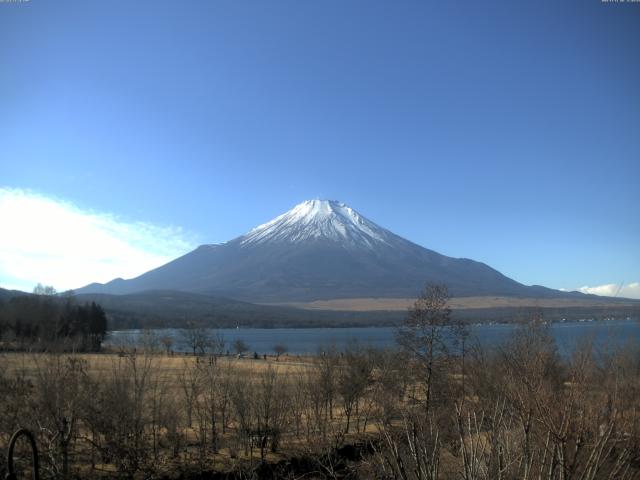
[0,0,638,296]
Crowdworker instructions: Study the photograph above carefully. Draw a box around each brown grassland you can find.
[266,296,640,312]
[1,288,639,479]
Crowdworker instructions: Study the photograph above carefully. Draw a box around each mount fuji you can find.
[77,199,580,302]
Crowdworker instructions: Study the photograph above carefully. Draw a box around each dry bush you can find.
[373,295,640,480]
[80,353,155,478]
[0,316,638,480]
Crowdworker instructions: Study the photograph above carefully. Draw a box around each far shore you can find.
[262,295,640,311]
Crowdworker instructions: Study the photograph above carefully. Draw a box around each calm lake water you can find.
[106,319,640,356]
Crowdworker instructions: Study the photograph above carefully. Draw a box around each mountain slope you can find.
[77,200,587,302]
[74,290,405,328]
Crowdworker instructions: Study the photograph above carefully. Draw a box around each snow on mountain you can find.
[76,199,588,302]
[240,200,392,248]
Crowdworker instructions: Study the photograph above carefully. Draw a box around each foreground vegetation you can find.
[1,286,639,479]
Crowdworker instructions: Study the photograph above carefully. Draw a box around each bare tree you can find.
[288,368,309,438]
[229,373,253,456]
[372,349,411,425]
[181,321,212,356]
[397,283,454,415]
[159,335,174,355]
[337,343,372,433]
[217,358,234,435]
[233,339,249,356]
[33,283,57,296]
[139,329,160,354]
[31,354,87,479]
[376,409,442,480]
[317,344,339,425]
[274,343,287,359]
[376,284,462,480]
[147,357,171,461]
[81,353,155,477]
[196,357,222,453]
[253,366,291,459]
[302,367,329,444]
[209,330,225,356]
[179,358,201,428]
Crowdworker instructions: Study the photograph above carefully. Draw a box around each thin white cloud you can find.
[577,282,640,300]
[0,187,196,292]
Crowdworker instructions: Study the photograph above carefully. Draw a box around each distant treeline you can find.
[0,290,107,351]
[103,308,404,330]
[90,302,640,331]
[453,304,640,323]
[74,290,640,330]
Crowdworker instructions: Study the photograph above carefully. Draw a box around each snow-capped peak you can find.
[240,199,392,248]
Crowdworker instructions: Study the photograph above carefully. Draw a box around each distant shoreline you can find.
[262,295,640,311]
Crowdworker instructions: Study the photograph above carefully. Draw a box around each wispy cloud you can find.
[0,187,196,292]
[575,282,640,300]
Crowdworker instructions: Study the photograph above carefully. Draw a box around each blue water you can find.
[106,319,640,356]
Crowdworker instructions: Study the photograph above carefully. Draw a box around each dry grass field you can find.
[0,348,382,478]
[1,317,639,479]
[2,351,315,380]
[266,295,640,311]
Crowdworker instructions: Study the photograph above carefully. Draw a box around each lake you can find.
[106,318,640,356]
